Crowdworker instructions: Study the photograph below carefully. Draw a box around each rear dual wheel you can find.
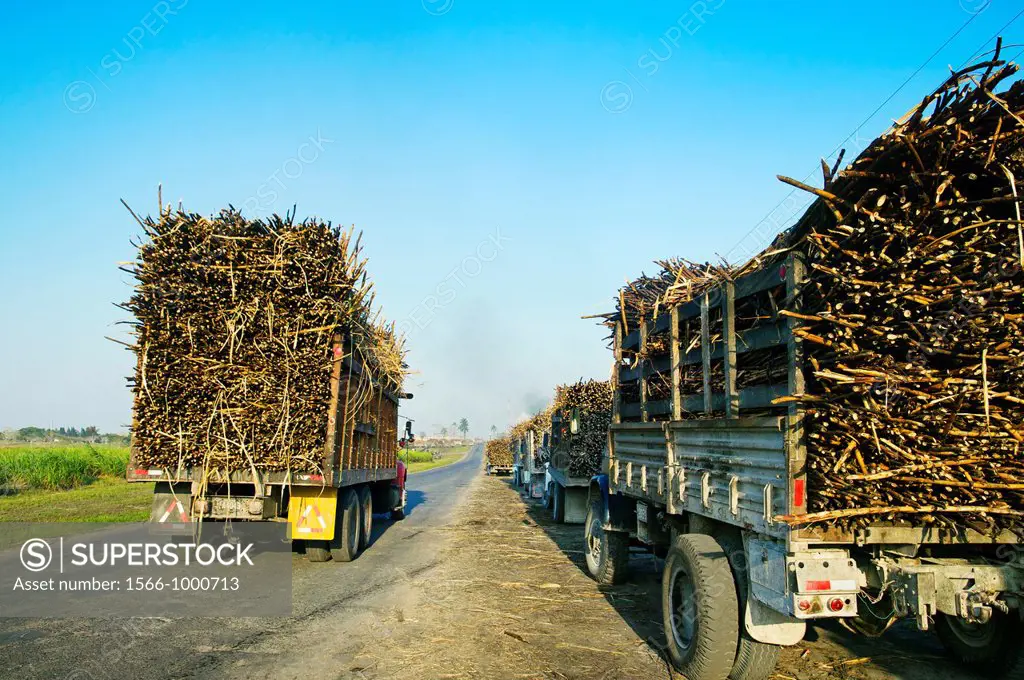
[306,487,365,563]
[661,532,781,680]
[583,499,629,585]
[936,611,1024,678]
[358,485,373,551]
[662,534,739,680]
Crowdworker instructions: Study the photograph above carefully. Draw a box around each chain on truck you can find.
[580,256,1024,680]
[127,331,414,564]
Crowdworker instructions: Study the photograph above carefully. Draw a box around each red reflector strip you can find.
[805,580,831,592]
[134,469,148,476]
[793,479,805,507]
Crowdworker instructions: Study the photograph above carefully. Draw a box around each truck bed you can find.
[128,341,401,489]
[609,253,1020,546]
[608,418,1020,547]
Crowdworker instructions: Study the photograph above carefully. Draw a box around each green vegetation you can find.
[0,445,130,491]
[0,444,149,525]
[402,445,470,474]
[0,477,153,523]
[0,426,129,446]
[401,449,434,463]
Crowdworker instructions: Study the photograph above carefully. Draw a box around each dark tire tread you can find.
[330,488,361,562]
[715,532,781,680]
[662,533,739,680]
[357,485,373,551]
[935,612,1024,679]
[584,500,630,585]
[305,541,331,562]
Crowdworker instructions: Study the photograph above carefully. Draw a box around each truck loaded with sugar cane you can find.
[510,408,552,500]
[545,380,612,524]
[485,437,514,475]
[123,206,412,563]
[582,53,1024,680]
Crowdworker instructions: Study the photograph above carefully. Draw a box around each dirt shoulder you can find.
[357,474,668,679]
[358,476,985,680]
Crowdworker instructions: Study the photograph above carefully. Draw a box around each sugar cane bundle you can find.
[552,379,613,477]
[531,405,555,464]
[616,259,736,333]
[485,438,513,467]
[779,51,1024,532]
[509,406,556,465]
[123,207,406,475]
[604,48,1024,533]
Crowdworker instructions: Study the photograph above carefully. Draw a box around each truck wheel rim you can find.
[944,617,998,649]
[586,517,603,571]
[669,566,697,652]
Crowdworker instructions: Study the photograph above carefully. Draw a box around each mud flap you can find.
[288,486,338,541]
[745,589,806,645]
[148,482,193,535]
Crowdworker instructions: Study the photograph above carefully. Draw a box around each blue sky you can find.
[0,0,1020,436]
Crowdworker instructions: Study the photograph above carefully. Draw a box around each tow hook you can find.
[956,592,1003,623]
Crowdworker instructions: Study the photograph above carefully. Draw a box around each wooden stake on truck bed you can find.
[700,293,712,415]
[722,281,738,418]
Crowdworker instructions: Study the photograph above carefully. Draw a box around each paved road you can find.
[0,444,485,680]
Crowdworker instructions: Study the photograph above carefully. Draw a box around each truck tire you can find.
[552,483,566,523]
[584,500,629,585]
[714,533,780,680]
[936,611,1024,678]
[330,488,361,562]
[662,534,740,680]
[305,541,331,562]
[357,485,373,551]
[390,488,406,520]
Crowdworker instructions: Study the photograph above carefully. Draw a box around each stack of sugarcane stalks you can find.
[485,438,514,467]
[779,47,1024,533]
[603,46,1024,534]
[509,406,555,465]
[123,206,406,476]
[614,259,736,333]
[553,379,613,477]
[533,405,555,464]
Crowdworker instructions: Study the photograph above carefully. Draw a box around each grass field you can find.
[0,445,130,491]
[403,445,470,474]
[0,477,153,523]
[0,444,146,522]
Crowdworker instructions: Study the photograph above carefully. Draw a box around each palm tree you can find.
[458,418,469,438]
[490,424,497,437]
[440,426,448,438]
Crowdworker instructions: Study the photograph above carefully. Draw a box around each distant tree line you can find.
[0,426,130,446]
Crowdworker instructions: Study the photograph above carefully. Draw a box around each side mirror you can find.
[570,408,580,435]
[405,421,413,437]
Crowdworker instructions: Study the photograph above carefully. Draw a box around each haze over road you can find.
[0,444,485,680]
